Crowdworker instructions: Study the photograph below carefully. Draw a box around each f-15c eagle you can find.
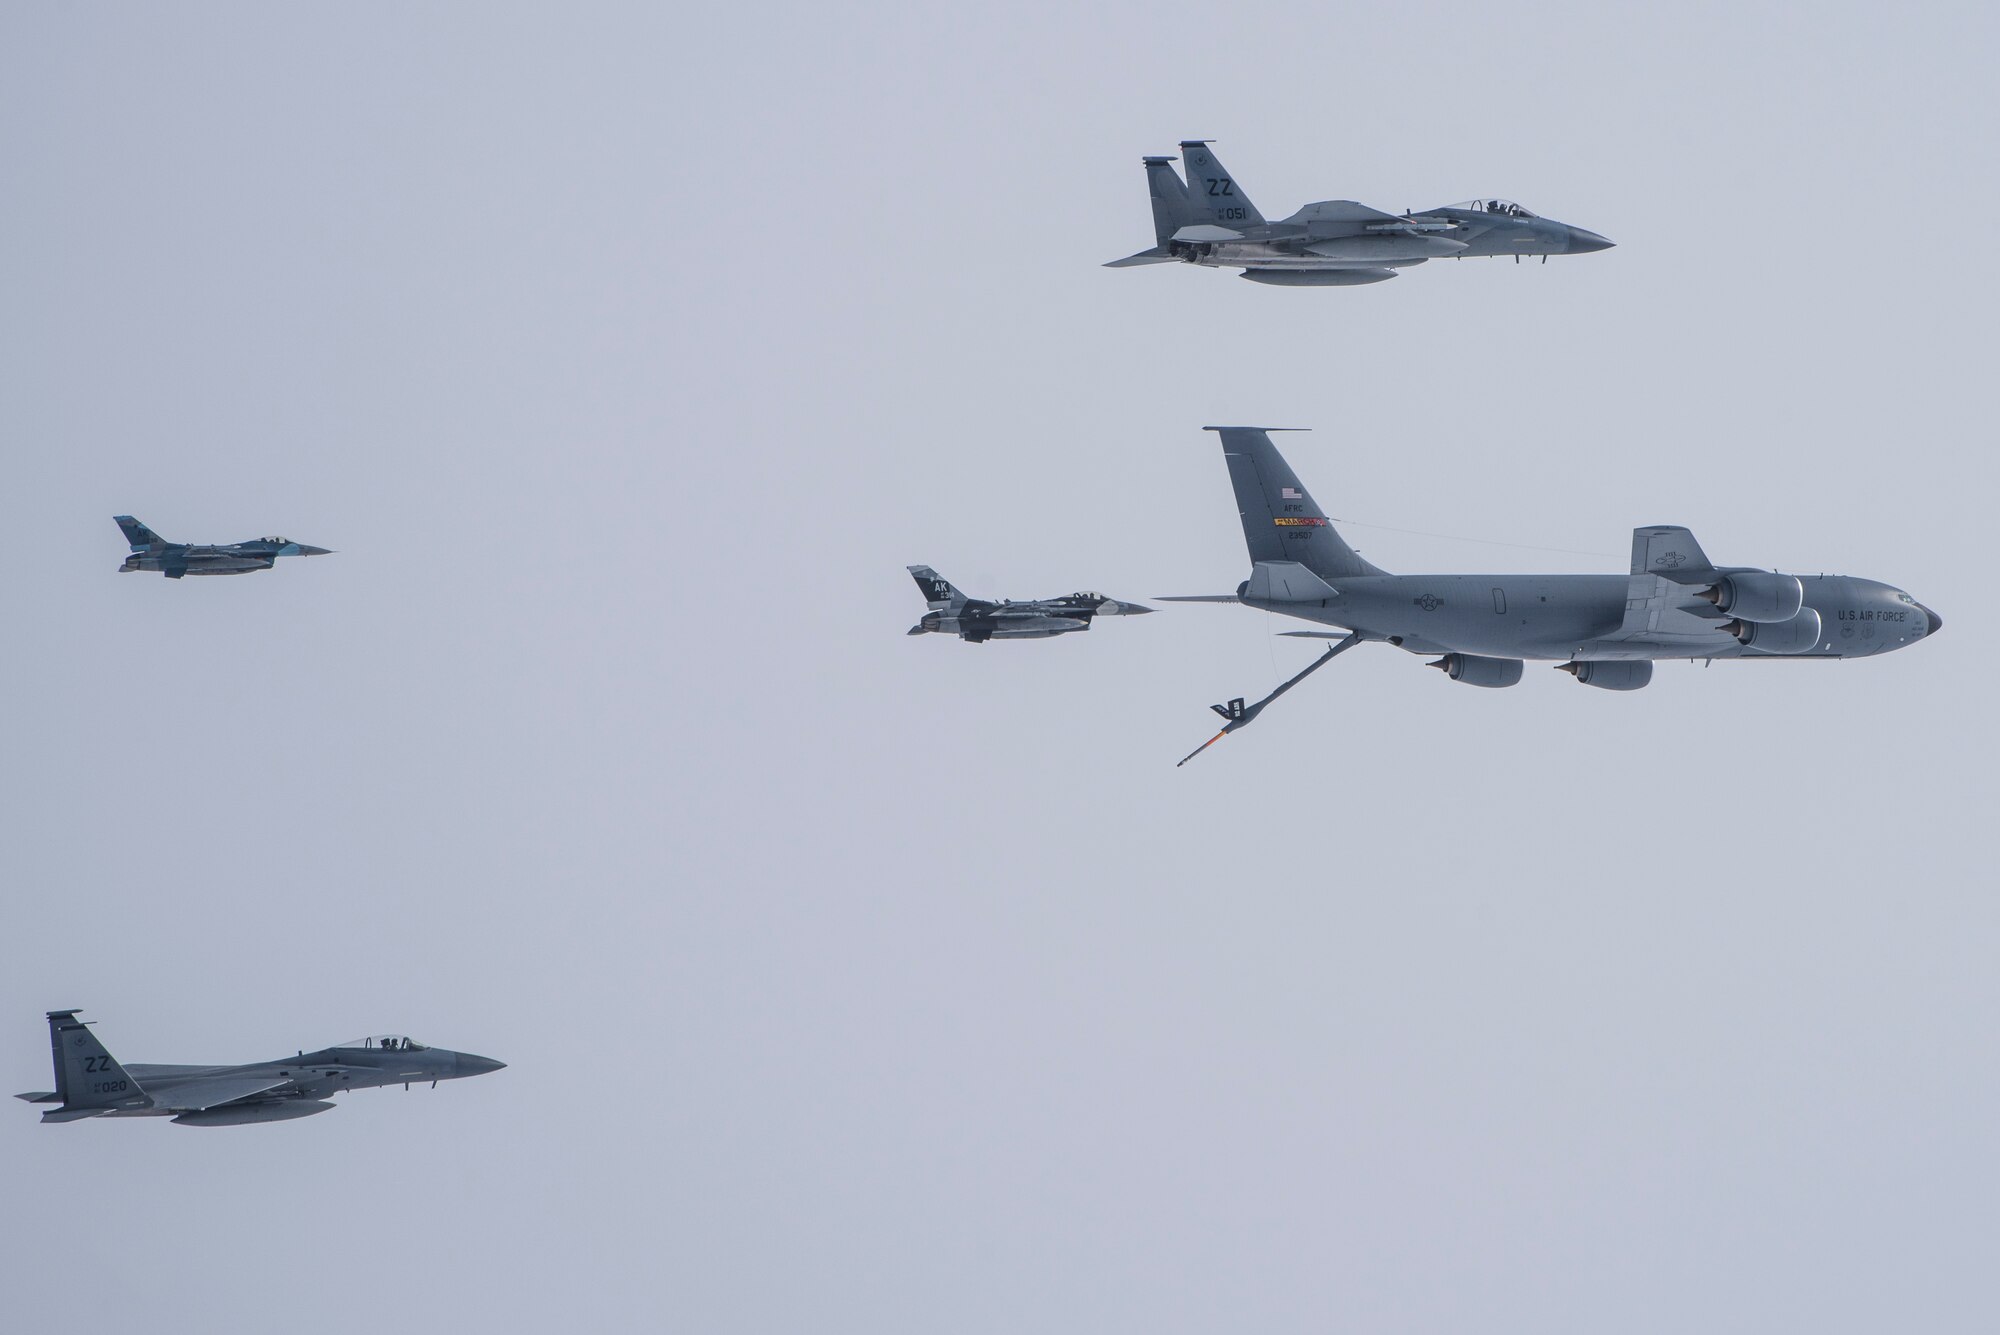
[906,565,1151,642]
[1165,427,1940,764]
[1108,141,1614,286]
[18,1010,504,1126]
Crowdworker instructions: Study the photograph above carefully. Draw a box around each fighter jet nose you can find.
[297,546,333,557]
[456,1054,506,1077]
[1919,604,1942,636]
[1124,603,1154,615]
[1566,227,1615,254]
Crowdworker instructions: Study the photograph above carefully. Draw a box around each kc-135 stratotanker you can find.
[1166,428,1939,764]
[1108,141,1613,286]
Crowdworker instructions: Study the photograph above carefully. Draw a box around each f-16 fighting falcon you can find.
[907,565,1151,642]
[1166,427,1940,764]
[17,1011,505,1126]
[1107,141,1614,286]
[115,515,331,578]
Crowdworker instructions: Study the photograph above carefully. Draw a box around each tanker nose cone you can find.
[1566,227,1615,254]
[1920,604,1942,636]
[456,1053,506,1078]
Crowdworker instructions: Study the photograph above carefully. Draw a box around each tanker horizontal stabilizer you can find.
[1246,561,1341,602]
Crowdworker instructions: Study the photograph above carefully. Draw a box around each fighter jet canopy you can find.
[258,536,292,545]
[1447,199,1538,218]
[341,1034,428,1051]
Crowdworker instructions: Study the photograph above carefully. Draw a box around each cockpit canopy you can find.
[1073,591,1107,601]
[1449,199,1538,218]
[341,1034,428,1051]
[257,536,291,545]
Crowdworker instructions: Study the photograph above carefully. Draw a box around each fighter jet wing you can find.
[151,1074,293,1111]
[1275,200,1408,233]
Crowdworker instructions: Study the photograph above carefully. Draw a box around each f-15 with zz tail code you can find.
[18,1011,504,1126]
[1108,141,1613,287]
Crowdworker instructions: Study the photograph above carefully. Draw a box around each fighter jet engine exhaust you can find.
[1557,661,1653,691]
[1698,572,1805,622]
[1427,654,1525,687]
[1724,607,1823,653]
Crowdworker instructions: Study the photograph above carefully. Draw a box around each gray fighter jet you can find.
[1107,141,1614,286]
[907,565,1151,642]
[1166,428,1940,763]
[115,515,331,578]
[16,1010,504,1126]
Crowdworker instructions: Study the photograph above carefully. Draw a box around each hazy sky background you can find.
[4,3,1995,1330]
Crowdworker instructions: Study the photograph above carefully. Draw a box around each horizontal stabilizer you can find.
[42,1107,112,1123]
[1172,224,1244,242]
[1631,526,1716,581]
[15,1091,60,1103]
[1246,561,1341,602]
[1104,246,1178,268]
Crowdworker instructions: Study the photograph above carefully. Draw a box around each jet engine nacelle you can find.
[1727,606,1823,654]
[1699,572,1804,623]
[171,1099,336,1126]
[1427,653,1524,687]
[1559,660,1653,691]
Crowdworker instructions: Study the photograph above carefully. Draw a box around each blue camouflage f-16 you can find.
[1166,427,1940,763]
[1108,141,1614,286]
[17,1011,504,1126]
[115,515,331,578]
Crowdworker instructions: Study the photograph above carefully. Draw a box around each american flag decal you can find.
[1280,487,1302,499]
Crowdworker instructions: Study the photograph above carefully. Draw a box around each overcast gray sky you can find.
[4,3,1996,1331]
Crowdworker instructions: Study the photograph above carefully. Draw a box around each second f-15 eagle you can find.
[17,1010,504,1126]
[115,515,331,578]
[906,565,1150,642]
[1107,140,1614,286]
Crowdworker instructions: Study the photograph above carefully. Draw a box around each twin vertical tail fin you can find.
[908,565,969,611]
[1177,142,1265,231]
[114,516,165,550]
[45,1011,151,1119]
[1143,156,1191,244]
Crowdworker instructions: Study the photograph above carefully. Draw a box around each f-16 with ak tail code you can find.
[1108,141,1613,286]
[906,566,1151,642]
[1165,427,1940,765]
